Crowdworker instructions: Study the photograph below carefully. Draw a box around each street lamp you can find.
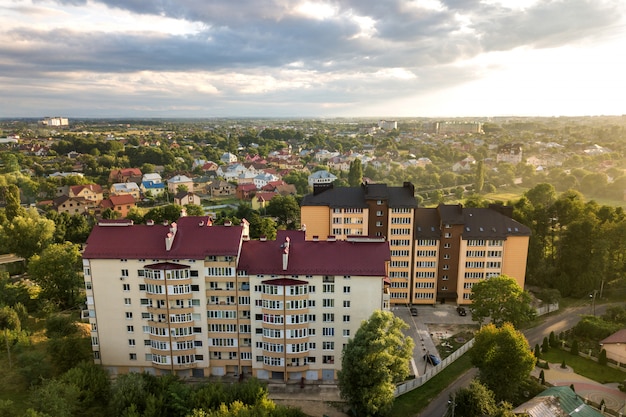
[589,290,598,316]
[447,393,456,417]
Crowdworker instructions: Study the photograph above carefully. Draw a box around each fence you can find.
[394,338,475,397]
[535,302,560,317]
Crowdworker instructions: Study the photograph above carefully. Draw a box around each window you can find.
[125,312,133,319]
[343,329,350,337]
[322,299,334,308]
[323,313,334,322]
[124,298,131,305]
[376,211,383,216]
[323,284,334,293]
[322,328,334,336]
[343,300,350,308]
[444,243,451,248]
[376,221,383,227]
[127,325,134,333]
[129,339,136,346]
[323,341,335,350]
[343,286,350,293]
[343,315,350,322]
[121,269,129,277]
[123,284,130,291]
[444,233,452,238]
[129,353,137,360]
[85,281,92,290]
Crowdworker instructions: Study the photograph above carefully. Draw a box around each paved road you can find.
[417,303,612,417]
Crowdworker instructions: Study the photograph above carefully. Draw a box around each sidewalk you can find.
[532,363,626,414]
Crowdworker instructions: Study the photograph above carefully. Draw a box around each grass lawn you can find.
[392,354,473,417]
[541,349,626,384]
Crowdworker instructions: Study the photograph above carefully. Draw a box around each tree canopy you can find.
[338,310,414,417]
[469,275,536,328]
[470,323,535,402]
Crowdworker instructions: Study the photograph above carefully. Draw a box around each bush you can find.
[549,331,558,348]
[536,361,550,369]
[561,360,567,369]
[571,316,620,341]
[542,337,549,353]
[599,349,608,366]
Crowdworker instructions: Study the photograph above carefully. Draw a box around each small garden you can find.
[532,305,626,387]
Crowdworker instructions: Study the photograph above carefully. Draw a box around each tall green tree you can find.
[1,184,25,221]
[452,379,515,417]
[338,310,414,417]
[469,275,535,328]
[470,323,535,402]
[266,195,300,229]
[0,209,56,260]
[474,160,485,193]
[348,159,363,187]
[28,242,83,309]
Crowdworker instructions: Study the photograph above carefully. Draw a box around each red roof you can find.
[83,216,244,259]
[109,194,136,205]
[601,329,626,344]
[237,183,257,191]
[255,192,277,202]
[238,237,390,276]
[70,184,103,195]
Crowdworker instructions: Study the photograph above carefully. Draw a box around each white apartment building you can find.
[82,217,390,381]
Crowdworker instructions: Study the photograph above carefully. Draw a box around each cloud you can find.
[0,0,624,117]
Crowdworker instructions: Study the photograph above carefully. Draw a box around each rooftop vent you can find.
[327,235,336,242]
[146,219,154,226]
[312,235,319,241]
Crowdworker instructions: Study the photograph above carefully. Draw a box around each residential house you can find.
[53,195,92,215]
[110,182,141,200]
[253,172,279,189]
[141,180,166,197]
[600,329,626,364]
[69,184,104,203]
[512,386,603,417]
[308,170,337,187]
[99,194,136,218]
[497,143,523,164]
[327,157,351,172]
[167,175,194,194]
[262,180,296,196]
[236,183,257,200]
[452,157,476,173]
[220,152,238,164]
[206,180,235,197]
[174,191,201,206]
[82,220,390,381]
[251,191,277,211]
[109,168,142,184]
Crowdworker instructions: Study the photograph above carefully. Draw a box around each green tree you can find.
[452,379,502,417]
[469,275,536,328]
[542,337,549,353]
[266,195,300,229]
[338,310,414,417]
[0,210,56,260]
[470,323,535,402]
[474,160,485,193]
[1,184,25,221]
[29,378,81,417]
[28,242,83,309]
[184,203,205,216]
[348,159,363,187]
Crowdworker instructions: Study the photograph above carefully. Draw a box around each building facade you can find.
[301,183,530,306]
[82,217,390,381]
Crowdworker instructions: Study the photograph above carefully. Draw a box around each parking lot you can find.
[392,303,475,377]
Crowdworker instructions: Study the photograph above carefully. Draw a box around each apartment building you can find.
[301,182,418,303]
[300,183,531,306]
[82,216,390,381]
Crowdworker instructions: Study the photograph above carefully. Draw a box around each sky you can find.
[1,0,625,119]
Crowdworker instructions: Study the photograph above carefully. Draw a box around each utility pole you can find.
[589,290,598,316]
[447,393,456,417]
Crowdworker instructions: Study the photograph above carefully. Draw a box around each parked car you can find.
[424,353,441,365]
[456,306,467,316]
[410,307,418,316]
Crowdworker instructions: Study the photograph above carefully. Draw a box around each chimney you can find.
[165,222,178,251]
[282,237,290,271]
[241,218,250,240]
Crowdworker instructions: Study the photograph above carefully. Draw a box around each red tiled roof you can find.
[70,184,103,194]
[238,237,390,276]
[256,192,277,202]
[83,216,244,259]
[237,184,257,191]
[601,329,626,344]
[109,194,136,205]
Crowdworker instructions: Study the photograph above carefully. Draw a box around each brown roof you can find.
[83,216,244,259]
[601,329,626,344]
[109,194,136,205]
[239,233,390,276]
